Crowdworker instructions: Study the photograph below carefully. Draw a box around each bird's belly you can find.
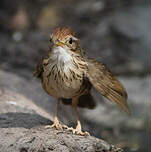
[43,70,83,99]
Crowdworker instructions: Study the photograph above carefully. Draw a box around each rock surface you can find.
[0,71,123,152]
[0,69,151,152]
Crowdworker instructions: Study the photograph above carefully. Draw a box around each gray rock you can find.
[0,69,151,151]
[0,70,123,152]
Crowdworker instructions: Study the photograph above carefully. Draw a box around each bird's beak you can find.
[56,41,65,47]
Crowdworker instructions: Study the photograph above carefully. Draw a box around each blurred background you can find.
[0,0,151,152]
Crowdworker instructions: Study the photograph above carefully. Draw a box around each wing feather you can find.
[34,59,43,79]
[86,58,130,114]
[34,52,49,80]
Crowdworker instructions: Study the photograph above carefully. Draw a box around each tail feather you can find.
[61,93,96,109]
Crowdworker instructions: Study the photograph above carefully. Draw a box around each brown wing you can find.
[34,59,43,79]
[34,52,49,80]
[86,58,130,114]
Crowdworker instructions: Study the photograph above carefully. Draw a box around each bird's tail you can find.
[61,93,96,109]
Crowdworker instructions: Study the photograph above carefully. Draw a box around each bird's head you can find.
[50,27,83,55]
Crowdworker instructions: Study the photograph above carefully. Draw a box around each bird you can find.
[34,27,130,136]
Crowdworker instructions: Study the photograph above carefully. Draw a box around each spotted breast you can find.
[42,46,88,99]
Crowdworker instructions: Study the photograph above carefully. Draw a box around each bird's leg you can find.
[69,98,90,136]
[45,98,63,130]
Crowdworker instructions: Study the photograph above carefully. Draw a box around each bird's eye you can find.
[69,38,72,44]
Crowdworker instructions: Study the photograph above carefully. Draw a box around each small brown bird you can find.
[34,27,130,135]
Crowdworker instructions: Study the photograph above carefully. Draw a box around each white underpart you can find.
[52,46,73,72]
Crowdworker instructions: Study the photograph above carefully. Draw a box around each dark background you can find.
[0,0,151,152]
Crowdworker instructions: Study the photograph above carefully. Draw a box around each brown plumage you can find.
[86,59,130,114]
[34,27,130,135]
[52,27,75,41]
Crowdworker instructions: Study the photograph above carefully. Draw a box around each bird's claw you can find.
[45,122,63,130]
[45,118,64,130]
[67,127,90,136]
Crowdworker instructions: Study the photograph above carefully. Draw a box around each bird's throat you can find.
[52,46,72,62]
[52,46,73,70]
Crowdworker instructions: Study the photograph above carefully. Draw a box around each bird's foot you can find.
[67,127,90,136]
[74,121,90,136]
[45,117,64,130]
[71,128,90,136]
